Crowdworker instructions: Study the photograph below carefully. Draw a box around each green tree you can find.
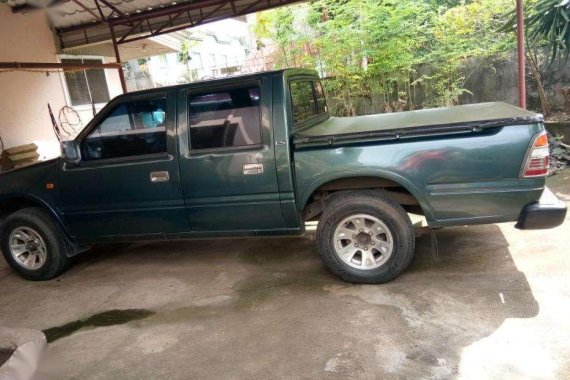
[515,0,570,63]
[502,0,570,114]
[177,38,198,83]
[255,0,516,115]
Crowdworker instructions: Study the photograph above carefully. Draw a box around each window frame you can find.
[288,76,329,132]
[73,92,172,167]
[186,80,264,155]
[57,55,112,110]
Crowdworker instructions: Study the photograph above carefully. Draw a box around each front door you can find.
[178,79,284,232]
[58,91,188,240]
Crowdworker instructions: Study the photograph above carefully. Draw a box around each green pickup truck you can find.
[0,69,566,283]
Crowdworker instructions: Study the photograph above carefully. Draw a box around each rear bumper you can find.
[516,187,567,230]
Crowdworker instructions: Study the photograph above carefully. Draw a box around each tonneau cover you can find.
[293,102,542,147]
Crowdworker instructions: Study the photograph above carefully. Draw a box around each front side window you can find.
[290,80,327,127]
[62,58,110,106]
[82,97,167,161]
[188,86,262,150]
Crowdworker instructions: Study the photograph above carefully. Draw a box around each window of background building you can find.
[61,58,110,107]
[191,53,203,69]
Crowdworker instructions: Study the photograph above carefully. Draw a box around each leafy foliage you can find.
[548,132,570,173]
[254,0,516,115]
[504,0,570,64]
[528,0,570,63]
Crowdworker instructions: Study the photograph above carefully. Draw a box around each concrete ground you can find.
[1,172,569,379]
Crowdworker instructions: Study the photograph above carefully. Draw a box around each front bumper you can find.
[515,187,567,230]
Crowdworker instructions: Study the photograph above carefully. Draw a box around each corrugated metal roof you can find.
[8,0,303,50]
[46,0,193,29]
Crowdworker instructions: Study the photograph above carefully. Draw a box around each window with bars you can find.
[61,58,111,107]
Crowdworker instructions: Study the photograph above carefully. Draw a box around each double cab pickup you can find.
[0,68,566,283]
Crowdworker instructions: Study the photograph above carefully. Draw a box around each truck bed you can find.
[293,102,542,147]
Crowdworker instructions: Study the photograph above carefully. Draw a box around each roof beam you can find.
[94,0,107,21]
[72,0,102,21]
[97,0,130,19]
[0,61,121,70]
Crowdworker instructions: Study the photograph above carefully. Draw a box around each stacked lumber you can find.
[0,144,39,172]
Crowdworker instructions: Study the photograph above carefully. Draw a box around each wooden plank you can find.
[9,151,39,163]
[5,143,37,156]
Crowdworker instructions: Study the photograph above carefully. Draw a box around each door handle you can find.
[243,163,264,175]
[150,171,170,183]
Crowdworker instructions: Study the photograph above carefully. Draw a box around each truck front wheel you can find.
[316,191,415,284]
[1,208,71,281]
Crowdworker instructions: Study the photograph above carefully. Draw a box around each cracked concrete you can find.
[0,172,569,379]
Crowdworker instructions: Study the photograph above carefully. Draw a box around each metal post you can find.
[109,23,127,93]
[516,0,526,109]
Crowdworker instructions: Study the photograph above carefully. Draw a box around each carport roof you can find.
[7,0,303,49]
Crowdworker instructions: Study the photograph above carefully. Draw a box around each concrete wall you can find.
[0,4,123,159]
[328,54,570,117]
[461,54,570,112]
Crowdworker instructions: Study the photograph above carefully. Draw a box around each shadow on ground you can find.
[0,220,543,379]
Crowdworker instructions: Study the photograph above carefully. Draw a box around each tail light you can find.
[521,131,550,178]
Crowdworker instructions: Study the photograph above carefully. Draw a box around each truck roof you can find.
[116,68,318,99]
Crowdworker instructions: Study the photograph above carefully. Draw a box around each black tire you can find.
[316,190,415,284]
[1,208,71,281]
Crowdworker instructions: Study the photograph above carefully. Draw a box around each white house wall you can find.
[0,4,67,159]
[145,19,251,86]
[0,4,123,159]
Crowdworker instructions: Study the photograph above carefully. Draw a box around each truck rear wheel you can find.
[1,208,71,281]
[316,191,415,284]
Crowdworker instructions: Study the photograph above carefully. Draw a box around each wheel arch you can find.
[0,194,73,240]
[299,170,434,221]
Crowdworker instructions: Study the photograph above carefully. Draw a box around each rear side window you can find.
[82,97,167,161]
[188,87,262,150]
[290,80,327,127]
[315,81,328,114]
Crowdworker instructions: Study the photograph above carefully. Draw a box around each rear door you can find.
[177,78,284,232]
[58,91,188,240]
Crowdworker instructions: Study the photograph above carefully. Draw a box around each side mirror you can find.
[60,140,81,164]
